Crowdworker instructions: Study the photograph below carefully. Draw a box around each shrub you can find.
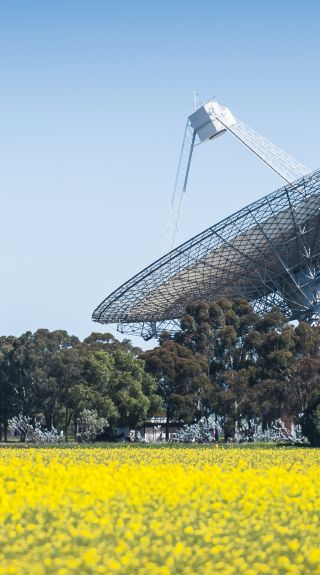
[76,409,109,442]
[8,415,60,443]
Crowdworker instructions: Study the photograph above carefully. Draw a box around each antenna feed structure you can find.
[188,100,235,143]
[164,97,310,255]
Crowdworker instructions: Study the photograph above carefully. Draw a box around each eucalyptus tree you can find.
[142,341,210,438]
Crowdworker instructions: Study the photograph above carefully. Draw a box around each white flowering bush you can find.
[76,409,108,442]
[174,415,304,444]
[249,419,304,444]
[8,415,60,443]
[175,415,221,443]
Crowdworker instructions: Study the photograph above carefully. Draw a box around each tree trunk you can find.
[65,410,73,442]
[45,408,54,431]
[74,415,78,441]
[3,420,8,442]
[165,412,170,440]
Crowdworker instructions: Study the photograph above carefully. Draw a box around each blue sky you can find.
[0,0,319,347]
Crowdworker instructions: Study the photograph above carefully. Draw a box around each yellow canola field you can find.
[0,447,319,575]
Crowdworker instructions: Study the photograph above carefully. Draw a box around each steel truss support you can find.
[208,105,310,185]
[163,121,196,254]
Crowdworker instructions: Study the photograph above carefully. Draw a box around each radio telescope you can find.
[92,98,319,340]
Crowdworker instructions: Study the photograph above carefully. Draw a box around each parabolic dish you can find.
[93,169,320,339]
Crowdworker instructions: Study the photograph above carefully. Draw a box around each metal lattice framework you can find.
[93,169,320,339]
[163,98,310,254]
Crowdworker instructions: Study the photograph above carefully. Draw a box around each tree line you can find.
[0,330,160,441]
[142,299,320,444]
[1,298,320,443]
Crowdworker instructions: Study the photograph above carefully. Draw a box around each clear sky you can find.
[0,0,319,348]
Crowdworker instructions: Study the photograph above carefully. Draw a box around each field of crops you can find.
[0,447,319,574]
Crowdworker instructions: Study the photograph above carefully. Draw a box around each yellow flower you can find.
[0,446,319,574]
